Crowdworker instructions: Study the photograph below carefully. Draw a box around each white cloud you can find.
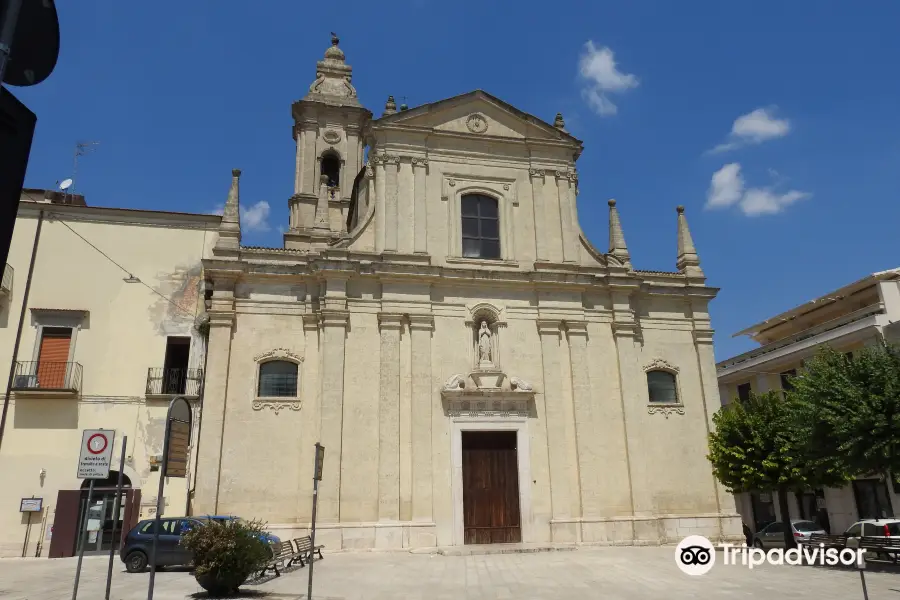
[578,41,639,117]
[241,201,271,232]
[706,163,744,209]
[710,107,790,153]
[208,200,272,232]
[705,163,810,216]
[739,188,809,216]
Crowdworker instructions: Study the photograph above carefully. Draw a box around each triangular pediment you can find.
[375,90,581,146]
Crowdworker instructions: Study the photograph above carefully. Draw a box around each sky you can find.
[11,0,900,360]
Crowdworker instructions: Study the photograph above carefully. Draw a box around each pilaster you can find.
[566,172,580,262]
[293,125,303,195]
[408,314,434,521]
[384,154,400,252]
[689,298,740,535]
[193,281,236,515]
[412,158,428,254]
[530,169,548,261]
[374,156,386,252]
[565,320,595,518]
[301,121,317,196]
[537,319,579,541]
[377,312,403,521]
[610,287,652,525]
[318,309,349,523]
[296,313,321,520]
[555,171,575,263]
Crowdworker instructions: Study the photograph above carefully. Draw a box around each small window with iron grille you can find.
[257,360,299,397]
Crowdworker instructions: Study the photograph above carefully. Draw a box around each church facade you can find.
[192,36,742,550]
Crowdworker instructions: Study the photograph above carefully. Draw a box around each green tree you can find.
[708,390,848,548]
[790,342,900,488]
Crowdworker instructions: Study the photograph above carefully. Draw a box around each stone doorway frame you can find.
[450,417,532,546]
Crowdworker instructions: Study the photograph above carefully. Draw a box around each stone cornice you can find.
[207,310,235,328]
[203,253,719,299]
[407,313,435,331]
[536,319,562,335]
[301,313,319,330]
[319,309,349,327]
[377,312,405,330]
[370,122,578,153]
[564,320,589,335]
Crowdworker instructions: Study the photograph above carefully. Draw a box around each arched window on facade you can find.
[321,151,341,188]
[257,360,299,397]
[646,370,678,403]
[461,193,500,259]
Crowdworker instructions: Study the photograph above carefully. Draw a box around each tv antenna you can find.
[72,141,99,193]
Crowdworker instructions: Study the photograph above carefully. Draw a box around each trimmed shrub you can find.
[181,518,272,596]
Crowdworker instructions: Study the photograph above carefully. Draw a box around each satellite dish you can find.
[2,0,61,87]
[59,178,72,190]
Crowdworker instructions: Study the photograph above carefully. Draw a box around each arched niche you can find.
[465,303,506,371]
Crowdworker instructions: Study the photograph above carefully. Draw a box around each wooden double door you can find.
[462,431,521,544]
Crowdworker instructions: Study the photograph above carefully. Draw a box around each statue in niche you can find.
[478,320,493,367]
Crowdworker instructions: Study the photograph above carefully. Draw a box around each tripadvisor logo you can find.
[675,535,865,575]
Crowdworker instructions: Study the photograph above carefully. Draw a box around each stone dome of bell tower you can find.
[286,34,372,250]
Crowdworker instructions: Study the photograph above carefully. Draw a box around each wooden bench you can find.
[293,536,324,564]
[258,541,304,577]
[859,536,900,563]
[806,533,848,549]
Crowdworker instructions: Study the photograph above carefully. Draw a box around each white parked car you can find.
[842,519,900,548]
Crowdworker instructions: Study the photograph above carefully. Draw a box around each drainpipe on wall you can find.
[0,209,44,454]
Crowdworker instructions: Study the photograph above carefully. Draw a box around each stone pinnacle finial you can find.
[676,205,704,277]
[383,95,397,116]
[554,112,566,130]
[215,168,242,253]
[607,199,631,267]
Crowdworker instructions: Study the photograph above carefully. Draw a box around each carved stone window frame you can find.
[643,357,684,418]
[442,173,518,264]
[252,348,304,414]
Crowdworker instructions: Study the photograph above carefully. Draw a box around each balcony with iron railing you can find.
[0,263,12,297]
[11,361,83,395]
[145,367,203,398]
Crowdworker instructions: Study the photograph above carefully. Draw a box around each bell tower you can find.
[286,34,372,250]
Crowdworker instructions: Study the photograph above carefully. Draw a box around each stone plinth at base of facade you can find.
[263,513,743,552]
[264,521,438,552]
[553,514,744,545]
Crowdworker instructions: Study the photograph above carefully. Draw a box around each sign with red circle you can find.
[87,433,108,454]
[77,429,115,479]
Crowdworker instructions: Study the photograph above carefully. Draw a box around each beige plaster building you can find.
[0,190,217,558]
[717,268,900,536]
[191,35,742,550]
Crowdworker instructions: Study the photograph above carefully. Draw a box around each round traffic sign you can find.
[87,433,108,454]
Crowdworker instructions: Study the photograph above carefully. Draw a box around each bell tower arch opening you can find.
[320,150,341,189]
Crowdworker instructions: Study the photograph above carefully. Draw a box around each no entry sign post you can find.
[307,443,324,600]
[72,428,115,600]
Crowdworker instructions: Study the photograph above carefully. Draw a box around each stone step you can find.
[427,543,579,556]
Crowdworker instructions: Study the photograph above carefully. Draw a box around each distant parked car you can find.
[842,518,900,558]
[120,515,279,573]
[752,520,826,549]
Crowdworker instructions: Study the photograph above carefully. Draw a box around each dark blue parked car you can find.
[120,515,279,573]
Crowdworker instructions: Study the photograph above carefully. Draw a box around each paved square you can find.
[0,547,896,599]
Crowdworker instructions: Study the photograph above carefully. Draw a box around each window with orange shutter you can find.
[37,327,72,388]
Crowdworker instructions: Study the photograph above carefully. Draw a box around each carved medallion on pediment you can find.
[466,113,489,134]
